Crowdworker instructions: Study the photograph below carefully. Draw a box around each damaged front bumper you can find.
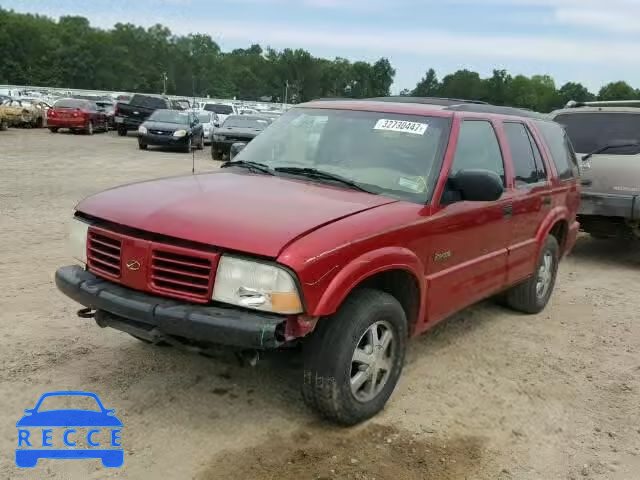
[55,265,287,349]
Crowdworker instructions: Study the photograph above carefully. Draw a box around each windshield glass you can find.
[555,112,640,155]
[198,112,212,123]
[223,116,270,129]
[205,104,234,114]
[37,395,101,412]
[235,108,451,203]
[148,110,190,124]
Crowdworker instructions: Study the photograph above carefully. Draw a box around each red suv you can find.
[56,98,580,425]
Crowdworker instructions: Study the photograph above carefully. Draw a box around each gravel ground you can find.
[1,129,639,479]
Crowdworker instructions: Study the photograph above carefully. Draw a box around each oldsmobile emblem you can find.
[126,260,141,271]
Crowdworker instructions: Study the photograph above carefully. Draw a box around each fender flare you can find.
[311,247,425,319]
[536,206,570,253]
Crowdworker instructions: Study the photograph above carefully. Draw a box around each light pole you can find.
[162,72,168,95]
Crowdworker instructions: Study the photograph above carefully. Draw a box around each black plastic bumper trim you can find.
[55,265,285,349]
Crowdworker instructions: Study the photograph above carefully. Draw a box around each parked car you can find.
[47,98,108,134]
[137,109,204,152]
[210,114,272,160]
[55,98,580,425]
[95,100,116,130]
[197,111,219,145]
[203,103,237,125]
[114,94,185,136]
[551,100,640,240]
[0,99,47,127]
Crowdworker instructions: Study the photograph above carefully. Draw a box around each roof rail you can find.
[565,100,640,108]
[444,103,547,119]
[367,96,488,106]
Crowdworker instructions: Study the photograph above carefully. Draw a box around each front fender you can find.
[311,247,425,318]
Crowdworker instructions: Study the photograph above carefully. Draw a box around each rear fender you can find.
[536,206,570,256]
[311,247,425,325]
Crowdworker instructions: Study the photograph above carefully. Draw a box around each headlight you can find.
[212,256,302,314]
[138,125,147,134]
[69,219,90,264]
[173,129,187,137]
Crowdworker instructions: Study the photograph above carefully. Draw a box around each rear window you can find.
[535,121,578,181]
[54,99,88,109]
[222,116,270,129]
[554,112,640,155]
[204,104,234,114]
[129,95,167,109]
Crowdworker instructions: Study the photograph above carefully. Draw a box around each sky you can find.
[2,0,640,94]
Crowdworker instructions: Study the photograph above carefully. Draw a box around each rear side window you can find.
[503,122,544,186]
[451,120,505,184]
[535,121,578,180]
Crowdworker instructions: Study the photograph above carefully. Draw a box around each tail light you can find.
[47,109,56,117]
[72,109,79,118]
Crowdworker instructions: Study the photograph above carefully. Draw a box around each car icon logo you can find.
[126,260,141,271]
[16,391,123,468]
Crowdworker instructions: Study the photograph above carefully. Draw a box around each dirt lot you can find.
[1,128,639,479]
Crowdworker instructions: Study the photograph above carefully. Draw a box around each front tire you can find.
[183,137,192,153]
[117,127,127,136]
[138,141,147,150]
[302,288,407,425]
[85,121,94,135]
[48,127,58,133]
[505,235,559,314]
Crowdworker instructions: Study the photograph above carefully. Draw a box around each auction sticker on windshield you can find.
[374,119,428,135]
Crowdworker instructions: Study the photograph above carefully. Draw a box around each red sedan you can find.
[47,98,108,134]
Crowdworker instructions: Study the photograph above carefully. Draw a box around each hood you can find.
[77,171,396,258]
[580,153,640,196]
[142,121,189,132]
[216,126,262,138]
[16,410,123,427]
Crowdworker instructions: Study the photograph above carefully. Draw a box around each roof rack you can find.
[367,96,488,106]
[565,100,640,108]
[444,103,547,119]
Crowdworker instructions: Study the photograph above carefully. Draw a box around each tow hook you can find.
[77,307,95,319]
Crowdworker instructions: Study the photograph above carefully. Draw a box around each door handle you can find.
[503,204,513,218]
[542,195,552,207]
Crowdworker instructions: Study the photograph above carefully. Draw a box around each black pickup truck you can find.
[114,94,188,136]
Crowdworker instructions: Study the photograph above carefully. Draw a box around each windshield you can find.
[130,95,167,109]
[54,99,88,109]
[205,104,234,114]
[198,112,212,123]
[37,395,101,412]
[555,112,640,155]
[234,108,451,203]
[148,110,190,124]
[223,116,270,129]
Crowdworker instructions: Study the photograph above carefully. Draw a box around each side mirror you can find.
[448,169,504,202]
[24,409,33,414]
[230,142,247,160]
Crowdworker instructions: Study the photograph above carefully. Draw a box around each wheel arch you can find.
[536,208,570,257]
[311,247,425,335]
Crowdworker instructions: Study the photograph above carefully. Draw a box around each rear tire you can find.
[117,127,127,136]
[48,127,58,133]
[0,120,8,131]
[505,235,559,314]
[302,288,407,426]
[138,141,147,150]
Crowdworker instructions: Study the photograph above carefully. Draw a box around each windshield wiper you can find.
[274,167,373,193]
[221,160,274,175]
[582,141,640,162]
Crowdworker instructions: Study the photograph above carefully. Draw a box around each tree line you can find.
[403,69,640,112]
[1,8,638,110]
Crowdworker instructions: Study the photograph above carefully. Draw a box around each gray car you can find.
[551,100,640,240]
